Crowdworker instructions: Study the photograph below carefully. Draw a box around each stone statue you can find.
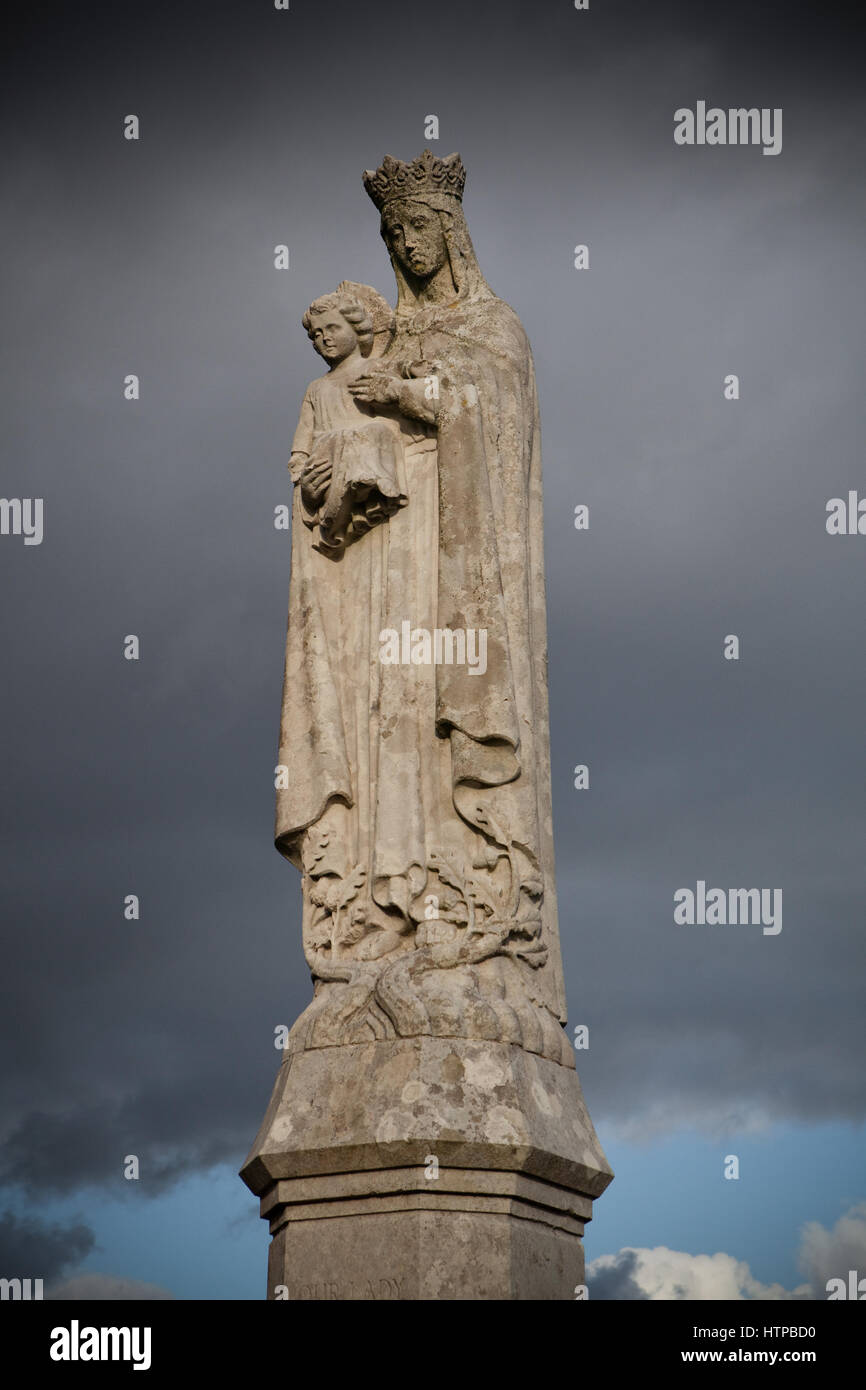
[275,150,572,1067]
[243,151,612,1302]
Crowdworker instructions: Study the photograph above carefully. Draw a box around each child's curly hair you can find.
[302,294,374,356]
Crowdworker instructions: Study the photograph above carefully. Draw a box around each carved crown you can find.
[363,149,466,211]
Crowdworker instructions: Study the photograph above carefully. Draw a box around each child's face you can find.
[309,310,358,364]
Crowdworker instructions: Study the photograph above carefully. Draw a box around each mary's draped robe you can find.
[274,154,572,1068]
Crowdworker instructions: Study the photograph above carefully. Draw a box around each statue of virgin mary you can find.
[274,151,573,1069]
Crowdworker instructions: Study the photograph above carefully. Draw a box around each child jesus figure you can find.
[290,286,408,556]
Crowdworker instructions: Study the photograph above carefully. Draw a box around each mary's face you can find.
[382,200,448,278]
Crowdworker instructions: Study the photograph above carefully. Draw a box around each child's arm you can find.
[289,388,316,480]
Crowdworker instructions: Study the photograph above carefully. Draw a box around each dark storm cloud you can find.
[0,1210,94,1282]
[587,1249,649,1300]
[0,1082,252,1199]
[1,0,864,1239]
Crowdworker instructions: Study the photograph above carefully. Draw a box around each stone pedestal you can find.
[241,1037,613,1300]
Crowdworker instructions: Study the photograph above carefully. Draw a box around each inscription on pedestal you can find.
[275,1277,403,1301]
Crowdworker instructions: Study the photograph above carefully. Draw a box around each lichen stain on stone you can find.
[484,1105,525,1145]
[440,1053,465,1084]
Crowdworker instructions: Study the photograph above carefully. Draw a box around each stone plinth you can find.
[241,1037,613,1300]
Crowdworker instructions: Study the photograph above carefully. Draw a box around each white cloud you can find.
[797,1202,866,1296]
[589,1202,866,1300]
[589,1246,810,1300]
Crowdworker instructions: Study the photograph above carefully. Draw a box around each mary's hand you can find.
[347,373,401,408]
[300,457,332,509]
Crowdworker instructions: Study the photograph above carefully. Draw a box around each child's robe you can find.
[291,372,408,556]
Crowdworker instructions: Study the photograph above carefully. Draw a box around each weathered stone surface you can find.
[241,1037,612,1300]
[243,1038,611,1194]
[274,150,569,1062]
[266,1207,585,1301]
[242,149,613,1298]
